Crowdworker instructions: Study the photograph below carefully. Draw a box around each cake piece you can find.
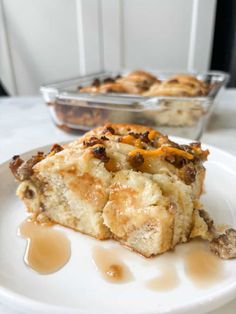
[10,124,213,257]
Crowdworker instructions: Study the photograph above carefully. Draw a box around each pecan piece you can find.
[139,131,150,143]
[182,165,197,185]
[128,132,139,139]
[92,146,109,163]
[165,154,188,168]
[24,187,35,199]
[102,126,115,135]
[9,155,24,180]
[101,136,109,141]
[50,143,63,154]
[92,78,100,87]
[83,136,104,147]
[103,77,115,84]
[9,152,45,181]
[128,152,144,168]
[210,228,236,259]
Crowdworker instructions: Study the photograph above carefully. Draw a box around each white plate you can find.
[1,140,236,314]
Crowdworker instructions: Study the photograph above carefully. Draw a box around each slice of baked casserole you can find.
[10,124,213,257]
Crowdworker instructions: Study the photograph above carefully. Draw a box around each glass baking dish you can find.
[40,70,229,140]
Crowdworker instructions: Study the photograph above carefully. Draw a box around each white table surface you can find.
[0,91,236,314]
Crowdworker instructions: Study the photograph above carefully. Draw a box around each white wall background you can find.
[0,0,216,95]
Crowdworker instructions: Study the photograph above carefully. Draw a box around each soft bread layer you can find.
[103,170,173,256]
[152,173,193,246]
[15,123,210,257]
[17,146,112,239]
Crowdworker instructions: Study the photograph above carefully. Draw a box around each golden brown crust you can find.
[116,70,158,94]
[127,70,157,81]
[99,83,128,94]
[80,123,160,139]
[166,74,207,92]
[80,123,208,162]
[143,74,208,97]
[78,71,209,97]
[79,86,99,93]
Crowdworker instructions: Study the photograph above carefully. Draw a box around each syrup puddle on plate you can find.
[92,246,134,283]
[145,241,225,291]
[183,241,224,288]
[18,219,71,274]
[146,264,179,291]
[18,219,225,289]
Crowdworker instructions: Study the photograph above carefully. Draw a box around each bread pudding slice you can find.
[10,124,212,257]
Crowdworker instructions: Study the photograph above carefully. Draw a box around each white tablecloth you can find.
[0,91,236,313]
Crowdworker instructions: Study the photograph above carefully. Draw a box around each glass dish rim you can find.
[40,70,229,106]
